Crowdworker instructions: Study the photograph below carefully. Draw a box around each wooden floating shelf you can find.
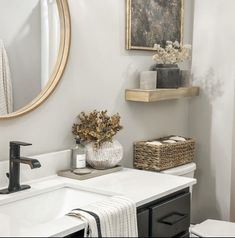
[125,87,200,102]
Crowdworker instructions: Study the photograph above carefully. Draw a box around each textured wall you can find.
[189,0,235,223]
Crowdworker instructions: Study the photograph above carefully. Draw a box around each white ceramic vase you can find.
[85,140,123,170]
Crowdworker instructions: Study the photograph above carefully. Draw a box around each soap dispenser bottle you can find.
[71,137,86,169]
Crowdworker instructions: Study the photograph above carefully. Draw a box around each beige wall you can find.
[231,90,235,221]
[190,0,235,223]
[0,0,194,170]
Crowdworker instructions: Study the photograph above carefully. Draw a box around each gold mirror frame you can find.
[0,0,71,120]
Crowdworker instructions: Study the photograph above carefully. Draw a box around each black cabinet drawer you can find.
[181,231,190,237]
[66,230,84,237]
[150,193,190,237]
[137,209,149,237]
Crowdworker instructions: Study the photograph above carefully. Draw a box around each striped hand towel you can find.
[0,39,13,115]
[68,196,138,238]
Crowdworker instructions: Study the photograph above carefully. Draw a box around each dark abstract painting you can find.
[126,0,183,50]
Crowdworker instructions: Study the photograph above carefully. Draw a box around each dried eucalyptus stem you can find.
[72,110,123,149]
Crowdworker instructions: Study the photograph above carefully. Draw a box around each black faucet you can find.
[0,141,41,195]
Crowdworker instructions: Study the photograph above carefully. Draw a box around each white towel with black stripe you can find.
[67,196,138,238]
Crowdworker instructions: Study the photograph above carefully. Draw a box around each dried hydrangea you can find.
[153,41,192,65]
[72,110,123,149]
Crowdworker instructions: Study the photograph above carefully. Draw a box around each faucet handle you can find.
[10,141,32,147]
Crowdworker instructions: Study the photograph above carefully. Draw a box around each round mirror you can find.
[0,0,70,119]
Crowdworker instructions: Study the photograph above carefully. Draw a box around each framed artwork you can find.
[126,0,184,51]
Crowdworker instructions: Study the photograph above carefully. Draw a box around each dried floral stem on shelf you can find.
[153,41,192,65]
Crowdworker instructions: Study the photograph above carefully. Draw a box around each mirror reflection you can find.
[0,0,61,116]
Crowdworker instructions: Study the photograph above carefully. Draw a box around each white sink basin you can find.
[0,184,110,227]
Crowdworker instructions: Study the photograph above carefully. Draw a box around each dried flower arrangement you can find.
[72,110,123,149]
[153,41,192,65]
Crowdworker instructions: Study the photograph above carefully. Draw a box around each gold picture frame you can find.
[0,0,71,120]
[126,0,184,51]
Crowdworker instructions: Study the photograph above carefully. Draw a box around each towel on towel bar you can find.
[68,196,138,238]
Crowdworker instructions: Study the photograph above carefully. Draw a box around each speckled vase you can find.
[85,140,123,170]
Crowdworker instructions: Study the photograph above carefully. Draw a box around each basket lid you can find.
[161,163,196,176]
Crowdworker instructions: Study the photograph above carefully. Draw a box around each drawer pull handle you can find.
[159,212,188,226]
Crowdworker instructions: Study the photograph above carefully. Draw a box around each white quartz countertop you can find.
[73,168,196,207]
[0,168,196,237]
